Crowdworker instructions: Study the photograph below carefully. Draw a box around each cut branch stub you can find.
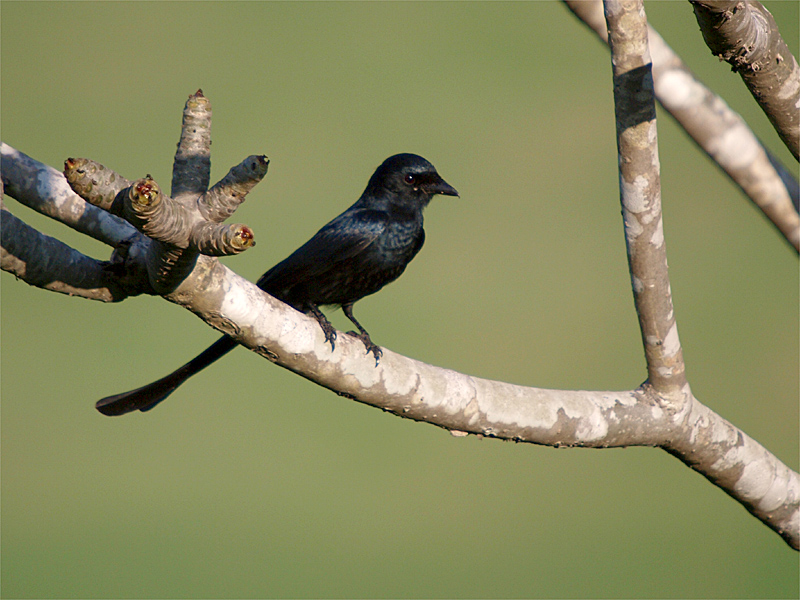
[63,157,132,215]
[200,155,270,222]
[190,222,256,256]
[129,176,160,211]
[125,176,190,246]
[172,89,213,197]
[64,151,265,294]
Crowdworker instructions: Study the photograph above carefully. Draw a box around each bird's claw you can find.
[319,321,337,351]
[346,331,382,366]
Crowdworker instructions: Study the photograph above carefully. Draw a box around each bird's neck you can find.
[359,189,430,216]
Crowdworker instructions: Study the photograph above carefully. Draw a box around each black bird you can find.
[96,153,458,416]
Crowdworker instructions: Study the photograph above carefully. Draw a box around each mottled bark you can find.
[690,0,800,160]
[564,0,800,252]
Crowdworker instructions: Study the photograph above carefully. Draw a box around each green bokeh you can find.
[2,1,798,598]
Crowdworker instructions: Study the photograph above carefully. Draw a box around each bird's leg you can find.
[306,303,337,351]
[342,303,382,364]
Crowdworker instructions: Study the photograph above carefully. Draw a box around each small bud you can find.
[130,177,160,209]
[232,225,256,250]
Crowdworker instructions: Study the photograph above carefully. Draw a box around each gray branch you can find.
[604,0,687,399]
[690,0,800,160]
[1,143,136,247]
[1,199,128,301]
[564,0,800,252]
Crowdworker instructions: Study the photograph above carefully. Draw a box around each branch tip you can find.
[129,176,161,210]
[234,225,255,250]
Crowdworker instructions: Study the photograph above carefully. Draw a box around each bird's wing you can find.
[256,208,389,297]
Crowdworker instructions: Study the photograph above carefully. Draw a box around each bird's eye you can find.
[404,173,416,185]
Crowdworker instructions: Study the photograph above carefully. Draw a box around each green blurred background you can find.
[2,1,798,598]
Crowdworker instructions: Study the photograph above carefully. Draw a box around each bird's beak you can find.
[426,178,459,197]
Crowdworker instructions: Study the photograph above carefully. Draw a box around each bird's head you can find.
[366,153,459,207]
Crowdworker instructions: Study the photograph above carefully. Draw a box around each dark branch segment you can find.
[172,89,212,197]
[1,202,128,301]
[200,155,270,223]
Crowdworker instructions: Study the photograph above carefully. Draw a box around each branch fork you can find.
[1,21,797,549]
[61,90,267,294]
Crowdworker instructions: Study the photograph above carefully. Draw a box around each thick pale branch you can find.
[564,0,800,252]
[690,0,800,160]
[162,255,800,549]
[1,143,135,247]
[164,256,669,451]
[666,399,800,549]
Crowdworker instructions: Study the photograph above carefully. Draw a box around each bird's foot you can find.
[309,305,338,351]
[319,320,338,351]
[347,331,382,365]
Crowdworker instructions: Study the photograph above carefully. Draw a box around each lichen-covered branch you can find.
[564,0,800,252]
[690,0,800,160]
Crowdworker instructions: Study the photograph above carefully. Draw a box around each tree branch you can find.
[59,91,265,295]
[1,198,128,301]
[2,69,797,549]
[604,0,688,400]
[690,0,800,160]
[564,0,800,252]
[1,143,136,247]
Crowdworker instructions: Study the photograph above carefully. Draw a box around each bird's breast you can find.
[318,219,423,306]
[375,219,422,257]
